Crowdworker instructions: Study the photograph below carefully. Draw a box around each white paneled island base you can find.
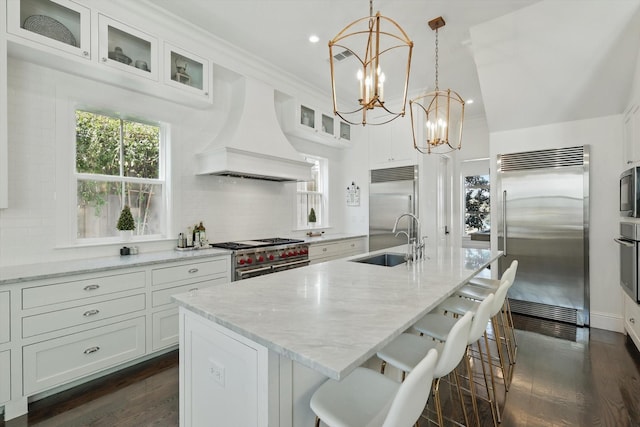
[174,246,503,426]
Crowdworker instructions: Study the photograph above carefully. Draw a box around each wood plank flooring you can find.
[2,317,639,427]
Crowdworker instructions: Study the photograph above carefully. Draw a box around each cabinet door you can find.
[369,124,393,165]
[98,14,158,80]
[0,350,9,404]
[164,43,211,100]
[7,0,90,59]
[390,115,417,164]
[0,291,9,344]
[623,104,640,166]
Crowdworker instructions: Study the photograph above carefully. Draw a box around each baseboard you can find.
[590,311,624,333]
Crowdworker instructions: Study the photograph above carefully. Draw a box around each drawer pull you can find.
[188,288,199,292]
[322,248,327,252]
[188,268,199,274]
[631,318,636,324]
[83,309,100,317]
[83,346,100,355]
[83,284,100,291]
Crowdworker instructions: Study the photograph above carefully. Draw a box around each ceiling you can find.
[148,0,640,132]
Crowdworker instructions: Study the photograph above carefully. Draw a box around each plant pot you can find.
[120,230,133,242]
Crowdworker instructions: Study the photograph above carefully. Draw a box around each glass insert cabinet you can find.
[164,43,210,96]
[298,105,350,142]
[7,0,91,58]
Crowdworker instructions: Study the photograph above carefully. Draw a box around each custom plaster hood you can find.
[196,77,313,182]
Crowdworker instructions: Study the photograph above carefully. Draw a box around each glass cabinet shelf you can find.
[98,14,158,80]
[7,0,91,59]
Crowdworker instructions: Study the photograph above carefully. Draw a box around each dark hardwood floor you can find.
[2,316,640,427]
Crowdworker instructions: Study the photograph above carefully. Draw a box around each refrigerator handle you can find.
[502,190,508,256]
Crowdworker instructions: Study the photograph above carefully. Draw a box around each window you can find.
[75,111,165,240]
[296,155,328,229]
[464,174,490,235]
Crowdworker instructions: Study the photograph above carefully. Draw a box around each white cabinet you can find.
[369,115,417,168]
[98,14,158,81]
[0,291,9,344]
[23,316,146,395]
[6,0,91,59]
[280,98,353,147]
[0,350,9,405]
[164,43,211,100]
[623,291,640,351]
[309,237,367,265]
[623,102,640,167]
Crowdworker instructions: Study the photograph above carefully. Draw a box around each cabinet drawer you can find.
[152,277,226,308]
[23,317,146,395]
[152,308,178,351]
[339,238,366,255]
[0,291,9,344]
[309,242,341,259]
[0,350,9,404]
[625,294,640,341]
[152,259,228,286]
[22,271,145,309]
[22,294,146,338]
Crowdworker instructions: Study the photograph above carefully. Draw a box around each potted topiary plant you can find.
[308,208,316,224]
[116,205,135,240]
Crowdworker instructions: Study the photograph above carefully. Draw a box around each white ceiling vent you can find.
[332,49,354,62]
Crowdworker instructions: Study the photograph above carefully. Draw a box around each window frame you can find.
[73,110,168,244]
[463,174,490,236]
[295,154,329,230]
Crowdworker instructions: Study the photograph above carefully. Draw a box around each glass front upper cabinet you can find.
[164,43,210,99]
[7,0,91,59]
[98,14,158,81]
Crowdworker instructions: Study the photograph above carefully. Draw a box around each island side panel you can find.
[179,308,270,426]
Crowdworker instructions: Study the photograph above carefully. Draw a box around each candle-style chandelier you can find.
[329,0,413,126]
[410,16,465,154]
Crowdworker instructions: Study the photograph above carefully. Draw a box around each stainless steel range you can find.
[210,238,309,281]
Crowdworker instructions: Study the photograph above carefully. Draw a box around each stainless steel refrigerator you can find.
[496,146,590,326]
[369,165,418,252]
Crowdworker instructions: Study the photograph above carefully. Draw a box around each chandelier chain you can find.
[434,28,439,91]
[369,0,373,17]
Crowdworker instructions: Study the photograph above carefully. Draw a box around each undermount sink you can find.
[351,253,407,267]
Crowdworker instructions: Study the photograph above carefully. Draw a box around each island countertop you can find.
[172,245,502,380]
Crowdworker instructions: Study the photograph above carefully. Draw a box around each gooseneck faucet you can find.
[392,213,425,262]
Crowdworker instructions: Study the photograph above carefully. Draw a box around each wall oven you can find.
[620,166,640,217]
[616,221,640,302]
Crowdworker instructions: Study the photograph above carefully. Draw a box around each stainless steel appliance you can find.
[210,238,309,281]
[620,166,640,217]
[497,146,590,326]
[369,165,418,252]
[616,221,640,302]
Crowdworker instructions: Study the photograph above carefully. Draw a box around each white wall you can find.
[490,115,624,331]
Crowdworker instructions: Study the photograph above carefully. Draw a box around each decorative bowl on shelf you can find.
[23,15,77,47]
[108,46,132,65]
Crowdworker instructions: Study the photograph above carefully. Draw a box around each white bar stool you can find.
[375,311,473,427]
[310,348,438,427]
[413,294,499,427]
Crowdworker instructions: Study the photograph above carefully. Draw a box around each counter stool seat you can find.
[310,349,438,427]
[377,333,441,373]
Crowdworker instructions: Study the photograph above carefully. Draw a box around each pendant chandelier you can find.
[410,16,465,154]
[329,0,413,126]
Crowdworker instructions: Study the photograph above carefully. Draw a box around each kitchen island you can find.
[173,245,502,426]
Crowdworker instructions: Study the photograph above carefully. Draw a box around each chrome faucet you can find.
[392,213,424,262]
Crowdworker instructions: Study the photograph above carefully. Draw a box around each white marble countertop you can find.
[302,233,367,244]
[0,247,231,285]
[173,245,502,380]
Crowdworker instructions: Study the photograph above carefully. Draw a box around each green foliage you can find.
[116,205,135,231]
[308,208,316,223]
[464,175,490,233]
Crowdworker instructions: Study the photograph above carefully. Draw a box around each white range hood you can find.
[196,77,313,182]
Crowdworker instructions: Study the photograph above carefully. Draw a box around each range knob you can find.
[247,258,253,264]
[288,251,294,256]
[257,255,264,262]
[280,253,287,258]
[268,254,275,261]
[238,258,246,265]
[301,249,308,255]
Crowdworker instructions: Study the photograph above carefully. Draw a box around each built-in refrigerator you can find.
[369,165,418,252]
[496,146,590,326]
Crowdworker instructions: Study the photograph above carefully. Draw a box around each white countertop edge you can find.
[0,248,231,285]
[302,233,367,244]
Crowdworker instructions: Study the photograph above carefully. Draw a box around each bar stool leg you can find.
[463,346,481,427]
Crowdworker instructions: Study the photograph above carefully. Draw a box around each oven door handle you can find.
[237,266,273,277]
[614,237,635,247]
[275,260,309,269]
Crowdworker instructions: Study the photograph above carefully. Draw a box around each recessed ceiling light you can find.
[309,35,320,43]
[466,99,474,104]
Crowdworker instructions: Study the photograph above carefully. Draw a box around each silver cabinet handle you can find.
[188,288,199,292]
[188,268,199,274]
[322,248,327,252]
[631,318,636,324]
[502,190,508,256]
[84,284,100,291]
[84,346,100,355]
[83,309,100,317]
[614,238,635,248]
